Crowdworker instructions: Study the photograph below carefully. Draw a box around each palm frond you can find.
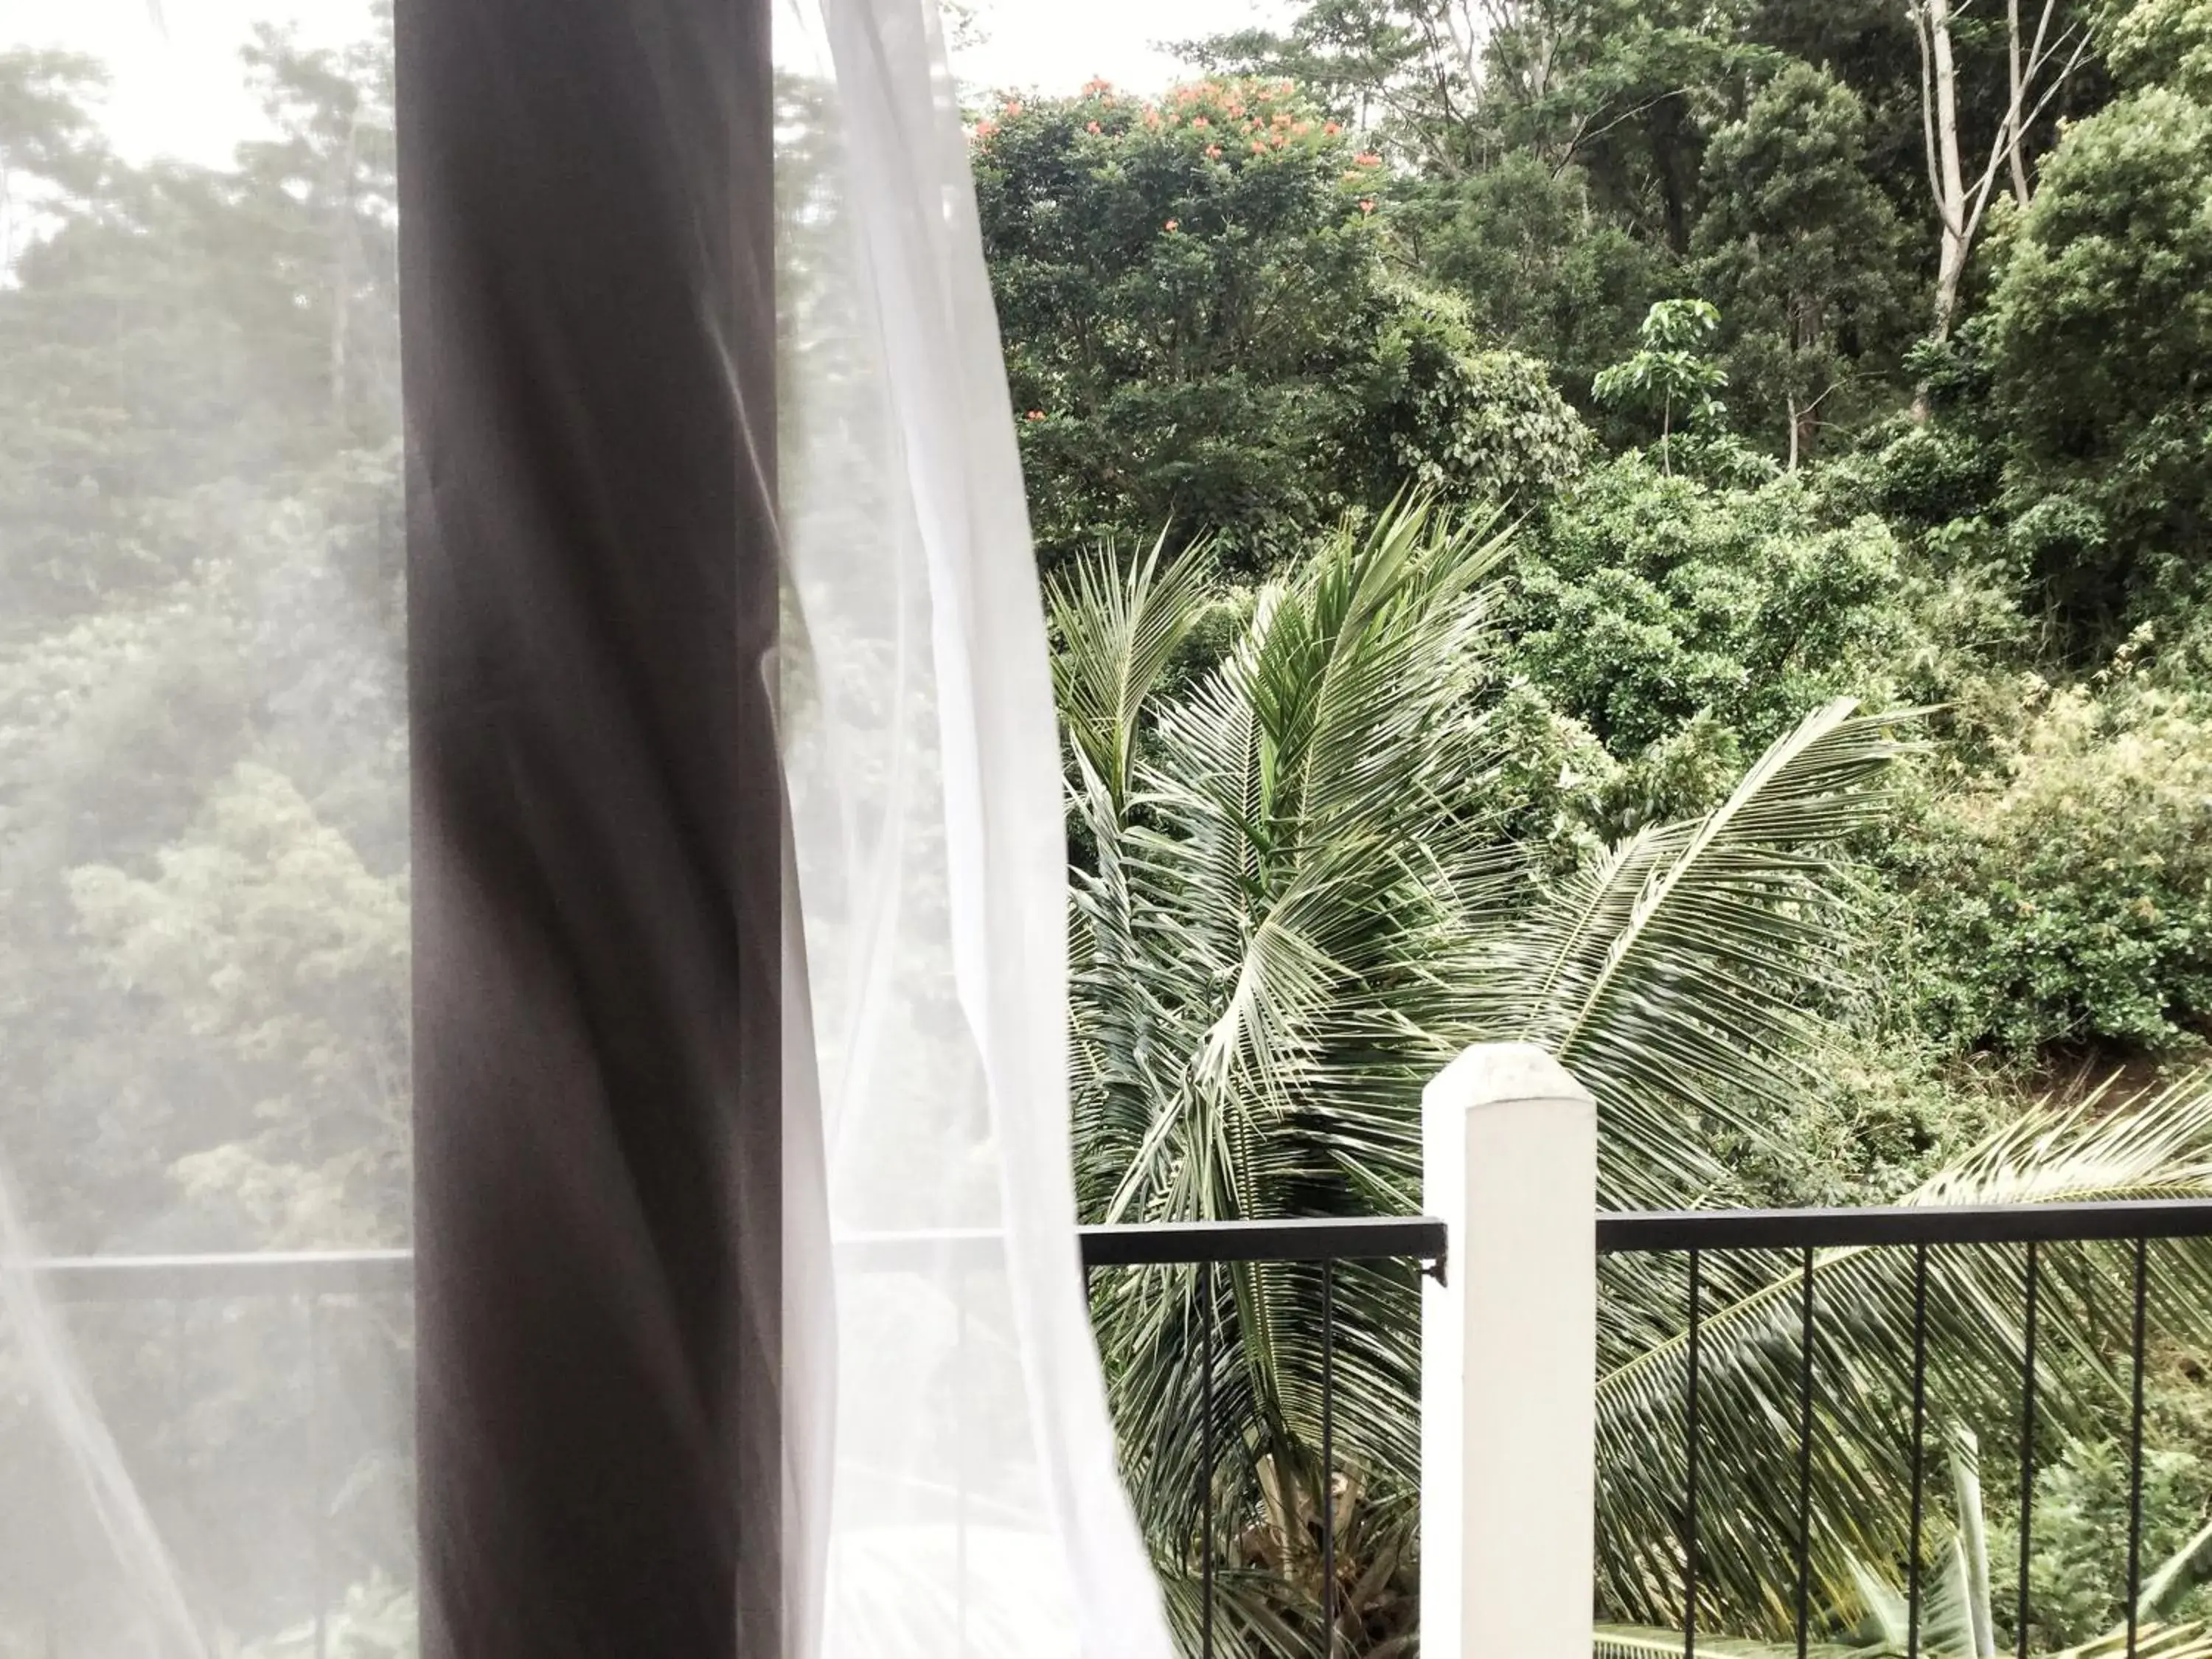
[1067,501,1514,1644]
[1048,527,1216,817]
[1062,501,1944,1655]
[1476,698,1917,1208]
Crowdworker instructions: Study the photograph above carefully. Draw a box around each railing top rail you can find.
[1599,1196,2212,1253]
[21,1199,2212,1300]
[8,1249,414,1301]
[7,1218,1453,1301]
[1079,1215,1447,1270]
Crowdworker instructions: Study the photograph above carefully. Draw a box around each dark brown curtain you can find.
[397,0,782,1651]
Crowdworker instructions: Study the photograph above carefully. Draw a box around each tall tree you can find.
[1692,61,1913,463]
[235,6,400,444]
[0,50,107,271]
[1979,24,2212,633]
[974,77,1587,571]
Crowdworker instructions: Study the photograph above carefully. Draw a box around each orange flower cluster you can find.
[972,76,1346,162]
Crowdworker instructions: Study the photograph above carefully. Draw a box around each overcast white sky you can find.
[0,0,1287,166]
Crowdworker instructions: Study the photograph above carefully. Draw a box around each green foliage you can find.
[1592,299,1730,472]
[978,78,1386,571]
[0,25,408,1651]
[1691,61,1913,462]
[977,77,1585,572]
[1981,83,2212,633]
[1509,454,1912,770]
[1061,504,1510,1652]
[67,762,408,1247]
[1058,501,1936,1651]
[1352,284,1593,504]
[1890,658,2212,1058]
[2099,0,2212,95]
[1034,4,2212,1652]
[1401,153,1672,408]
[2028,1434,2212,1646]
[1598,1075,2212,1642]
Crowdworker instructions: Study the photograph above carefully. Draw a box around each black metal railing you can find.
[1078,1217,1445,1659]
[1599,1198,2212,1659]
[26,1196,2212,1659]
[8,1249,414,1659]
[9,1224,1442,1659]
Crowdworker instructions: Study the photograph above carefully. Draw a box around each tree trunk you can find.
[1928,0,1969,343]
[2006,0,2033,207]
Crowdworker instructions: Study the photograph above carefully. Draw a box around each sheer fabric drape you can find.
[779,1,1173,1655]
[0,0,1166,1653]
[0,4,414,1652]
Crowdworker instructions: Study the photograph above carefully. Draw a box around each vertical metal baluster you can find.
[956,1266,970,1658]
[45,1382,68,1659]
[1795,1247,1815,1659]
[170,1297,193,1654]
[2018,1241,2039,1659]
[1321,1260,1337,1659]
[2126,1236,2149,1659]
[307,1295,327,1659]
[1907,1242,1930,1659]
[1685,1249,1702,1659]
[1201,1259,1215,1659]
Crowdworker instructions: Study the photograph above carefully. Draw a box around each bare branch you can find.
[1963,21,2088,249]
[2007,0,2031,206]
[1913,4,1953,234]
[1554,89,1688,177]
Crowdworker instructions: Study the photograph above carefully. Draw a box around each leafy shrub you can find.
[1352,285,1592,507]
[1507,453,1911,763]
[1891,661,2212,1058]
[2020,1428,2212,1647]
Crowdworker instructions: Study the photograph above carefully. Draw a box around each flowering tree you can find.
[972,77,1585,573]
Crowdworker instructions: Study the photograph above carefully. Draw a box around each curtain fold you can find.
[778,1,1175,1654]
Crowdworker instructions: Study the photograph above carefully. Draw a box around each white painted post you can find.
[1420,1043,1597,1658]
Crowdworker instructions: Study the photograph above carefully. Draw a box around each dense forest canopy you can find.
[975,0,2212,1087]
[977,0,2212,1652]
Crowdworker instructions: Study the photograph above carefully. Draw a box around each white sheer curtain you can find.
[0,0,1165,1652]
[0,4,413,1654]
[778,1,1175,1655]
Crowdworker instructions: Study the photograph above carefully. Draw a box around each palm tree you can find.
[1052,500,2212,1657]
